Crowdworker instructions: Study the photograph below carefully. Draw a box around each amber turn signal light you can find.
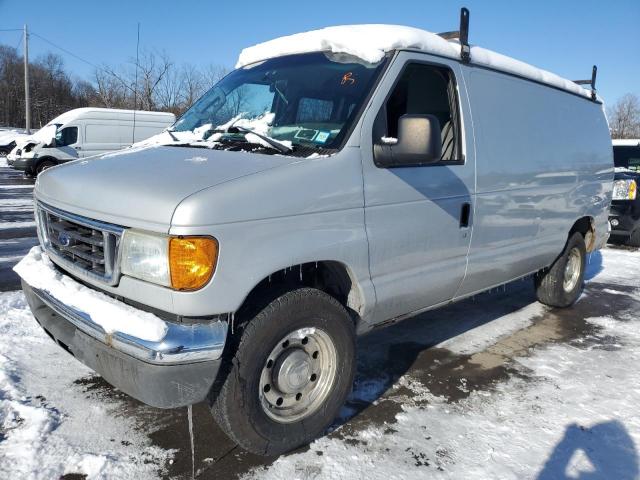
[169,236,218,290]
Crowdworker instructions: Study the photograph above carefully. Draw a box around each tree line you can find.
[0,43,228,129]
[1,41,640,137]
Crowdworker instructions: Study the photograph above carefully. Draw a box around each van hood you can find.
[35,145,299,231]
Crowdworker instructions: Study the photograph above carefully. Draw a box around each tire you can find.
[627,229,640,248]
[534,232,586,308]
[210,287,356,456]
[36,159,56,175]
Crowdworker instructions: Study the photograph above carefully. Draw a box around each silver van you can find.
[16,16,612,456]
[9,108,175,175]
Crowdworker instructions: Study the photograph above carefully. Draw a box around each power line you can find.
[29,31,136,94]
[0,28,23,32]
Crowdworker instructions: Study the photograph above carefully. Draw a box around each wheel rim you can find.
[563,247,582,292]
[259,327,337,423]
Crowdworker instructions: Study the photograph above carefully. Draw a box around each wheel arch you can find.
[235,260,366,328]
[570,216,596,252]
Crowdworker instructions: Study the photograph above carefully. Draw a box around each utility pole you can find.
[23,24,31,134]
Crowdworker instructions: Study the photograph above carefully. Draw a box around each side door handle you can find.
[459,202,471,228]
[74,146,81,150]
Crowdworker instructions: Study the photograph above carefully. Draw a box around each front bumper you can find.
[609,201,640,236]
[22,280,228,408]
[11,156,36,172]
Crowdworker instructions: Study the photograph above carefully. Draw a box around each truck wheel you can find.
[36,160,56,175]
[210,287,356,456]
[534,232,586,308]
[627,229,640,248]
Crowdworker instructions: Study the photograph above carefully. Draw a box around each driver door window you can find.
[55,126,78,147]
[376,63,461,163]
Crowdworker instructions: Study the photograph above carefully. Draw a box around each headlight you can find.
[612,179,637,200]
[120,230,218,290]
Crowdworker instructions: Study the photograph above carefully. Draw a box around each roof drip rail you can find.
[438,7,471,63]
[574,65,598,101]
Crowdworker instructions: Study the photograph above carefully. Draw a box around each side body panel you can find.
[457,67,613,297]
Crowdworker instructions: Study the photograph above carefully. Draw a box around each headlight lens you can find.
[612,179,637,200]
[120,230,218,290]
[121,230,171,286]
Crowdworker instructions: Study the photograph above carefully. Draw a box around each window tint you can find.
[55,126,78,146]
[378,63,460,162]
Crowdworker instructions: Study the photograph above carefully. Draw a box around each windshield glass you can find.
[614,146,640,172]
[172,52,386,153]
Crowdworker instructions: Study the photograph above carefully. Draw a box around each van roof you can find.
[613,139,640,147]
[46,108,175,127]
[236,24,593,100]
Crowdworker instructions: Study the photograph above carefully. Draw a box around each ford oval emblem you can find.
[58,231,71,247]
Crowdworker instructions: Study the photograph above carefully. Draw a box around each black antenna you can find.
[438,7,471,63]
[574,65,598,101]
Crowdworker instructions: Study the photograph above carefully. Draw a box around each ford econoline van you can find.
[15,16,613,456]
[9,108,175,175]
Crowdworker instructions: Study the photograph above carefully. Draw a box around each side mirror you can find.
[374,114,442,168]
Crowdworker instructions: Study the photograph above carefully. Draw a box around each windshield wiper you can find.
[227,125,292,154]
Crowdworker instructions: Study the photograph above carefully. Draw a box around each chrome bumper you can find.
[31,285,228,366]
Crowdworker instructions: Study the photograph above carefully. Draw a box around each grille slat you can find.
[37,203,123,285]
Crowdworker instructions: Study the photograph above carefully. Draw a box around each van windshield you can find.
[172,52,386,154]
[614,146,640,172]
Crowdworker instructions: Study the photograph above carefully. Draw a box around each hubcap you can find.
[259,328,337,423]
[563,247,582,292]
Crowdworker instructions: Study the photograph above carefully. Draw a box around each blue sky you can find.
[1,0,638,104]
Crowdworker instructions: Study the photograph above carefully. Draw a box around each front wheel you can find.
[36,159,56,175]
[534,232,586,307]
[210,288,356,456]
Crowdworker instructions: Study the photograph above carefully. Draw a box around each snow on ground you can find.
[0,291,172,479]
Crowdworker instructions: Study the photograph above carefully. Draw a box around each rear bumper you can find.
[22,280,227,408]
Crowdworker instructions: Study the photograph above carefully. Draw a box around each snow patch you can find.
[236,24,593,99]
[0,291,172,478]
[13,246,167,342]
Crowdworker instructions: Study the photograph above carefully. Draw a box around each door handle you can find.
[74,146,81,150]
[459,202,471,228]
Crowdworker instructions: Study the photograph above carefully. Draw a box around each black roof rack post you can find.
[574,65,598,101]
[459,7,471,63]
[437,8,471,63]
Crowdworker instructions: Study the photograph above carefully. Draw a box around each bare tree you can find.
[608,94,640,139]
[0,41,229,126]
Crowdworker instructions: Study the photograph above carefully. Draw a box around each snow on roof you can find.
[236,24,593,99]
[613,139,640,146]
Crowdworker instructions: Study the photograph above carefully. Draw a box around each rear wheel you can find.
[210,287,356,456]
[627,229,640,248]
[535,232,586,307]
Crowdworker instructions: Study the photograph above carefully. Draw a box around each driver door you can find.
[360,53,475,324]
[53,125,82,161]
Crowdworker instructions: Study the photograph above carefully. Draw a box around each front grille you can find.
[37,203,124,285]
